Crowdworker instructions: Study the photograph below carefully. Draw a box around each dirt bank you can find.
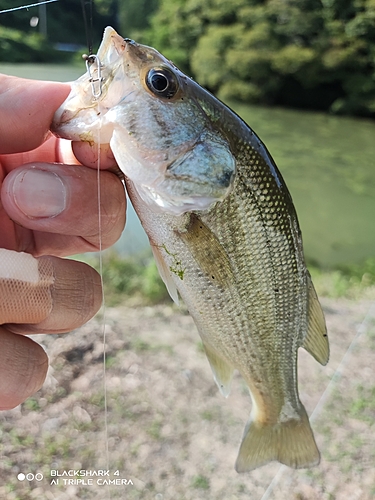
[0,295,374,499]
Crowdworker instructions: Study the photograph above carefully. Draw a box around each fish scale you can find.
[51,26,329,472]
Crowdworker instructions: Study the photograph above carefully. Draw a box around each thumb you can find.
[0,249,102,334]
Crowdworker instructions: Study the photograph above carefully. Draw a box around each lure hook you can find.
[83,54,104,99]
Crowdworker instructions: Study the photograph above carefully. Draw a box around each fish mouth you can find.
[51,33,138,142]
[98,27,161,73]
[52,27,179,141]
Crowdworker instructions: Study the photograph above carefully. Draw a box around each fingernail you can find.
[13,169,66,218]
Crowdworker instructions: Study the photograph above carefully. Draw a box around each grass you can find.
[130,337,174,355]
[8,429,34,448]
[349,384,375,423]
[23,397,41,412]
[191,474,210,490]
[308,257,375,299]
[200,409,215,421]
[147,419,163,440]
[105,355,117,368]
[76,250,170,306]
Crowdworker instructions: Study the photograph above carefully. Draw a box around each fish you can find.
[51,27,329,472]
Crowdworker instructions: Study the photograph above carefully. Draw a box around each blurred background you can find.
[0,1,375,499]
[2,0,375,277]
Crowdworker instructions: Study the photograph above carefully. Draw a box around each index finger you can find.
[1,134,119,174]
[71,141,118,171]
[0,74,70,154]
[0,136,79,174]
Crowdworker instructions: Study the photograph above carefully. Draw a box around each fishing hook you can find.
[83,54,104,99]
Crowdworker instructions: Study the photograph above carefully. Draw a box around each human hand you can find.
[0,75,126,409]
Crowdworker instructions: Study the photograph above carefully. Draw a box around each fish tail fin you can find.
[235,405,320,472]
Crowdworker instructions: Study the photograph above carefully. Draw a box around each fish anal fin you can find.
[150,244,179,305]
[235,405,320,472]
[202,341,234,398]
[302,272,329,366]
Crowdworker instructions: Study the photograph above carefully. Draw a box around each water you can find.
[231,103,375,267]
[1,63,374,267]
[0,63,83,81]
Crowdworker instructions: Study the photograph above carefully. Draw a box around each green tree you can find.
[144,0,208,69]
[145,0,375,116]
[0,0,118,60]
[319,0,375,114]
[0,25,58,63]
[118,0,159,40]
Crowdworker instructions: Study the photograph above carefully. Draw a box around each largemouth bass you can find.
[51,27,329,472]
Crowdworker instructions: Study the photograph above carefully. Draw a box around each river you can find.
[1,63,374,267]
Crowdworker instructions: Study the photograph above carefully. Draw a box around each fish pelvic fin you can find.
[150,244,179,305]
[202,341,234,398]
[235,405,320,472]
[302,272,329,365]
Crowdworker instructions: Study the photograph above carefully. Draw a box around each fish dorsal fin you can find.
[150,244,179,305]
[202,340,234,398]
[301,272,329,366]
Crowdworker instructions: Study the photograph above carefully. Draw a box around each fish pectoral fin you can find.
[178,214,234,289]
[235,405,320,472]
[150,244,179,305]
[302,272,329,365]
[202,341,234,398]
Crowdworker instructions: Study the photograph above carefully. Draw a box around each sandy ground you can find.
[0,295,374,500]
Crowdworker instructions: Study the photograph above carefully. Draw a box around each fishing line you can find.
[81,0,94,56]
[93,87,111,500]
[96,130,111,486]
[84,16,110,495]
[0,0,58,14]
[91,77,111,500]
[259,299,375,500]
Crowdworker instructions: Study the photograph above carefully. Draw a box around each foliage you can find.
[0,26,62,63]
[145,0,375,117]
[82,251,170,306]
[117,0,159,41]
[0,0,157,63]
[191,474,210,490]
[3,0,375,113]
[308,258,375,299]
[0,0,118,61]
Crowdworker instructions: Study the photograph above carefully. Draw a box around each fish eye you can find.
[146,67,179,99]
